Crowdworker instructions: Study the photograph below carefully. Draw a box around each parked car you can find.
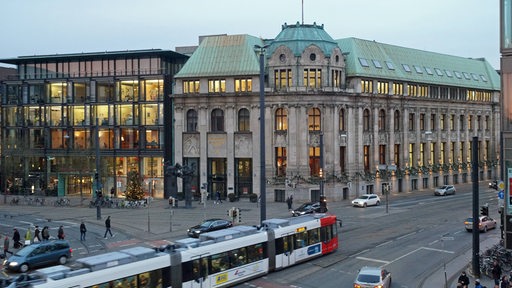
[187,218,233,238]
[354,266,392,288]
[464,216,497,232]
[434,185,456,196]
[291,202,327,216]
[351,194,381,208]
[3,240,72,273]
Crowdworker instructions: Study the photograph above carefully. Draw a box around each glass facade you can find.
[0,50,187,199]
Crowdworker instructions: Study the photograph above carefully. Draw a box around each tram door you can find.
[280,235,296,268]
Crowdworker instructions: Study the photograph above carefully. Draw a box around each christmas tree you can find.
[125,170,145,200]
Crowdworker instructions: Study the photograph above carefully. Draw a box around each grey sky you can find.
[0,0,499,69]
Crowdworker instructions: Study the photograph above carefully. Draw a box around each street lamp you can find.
[255,44,269,223]
[95,117,102,220]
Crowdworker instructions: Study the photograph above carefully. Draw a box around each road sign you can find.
[499,180,505,191]
[499,191,505,200]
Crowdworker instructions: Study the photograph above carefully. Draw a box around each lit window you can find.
[208,79,226,93]
[275,108,288,131]
[235,78,252,92]
[183,80,200,94]
[359,58,370,67]
[402,64,411,72]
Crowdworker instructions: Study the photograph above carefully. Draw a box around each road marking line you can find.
[355,256,391,265]
[376,240,393,247]
[350,249,370,257]
[397,231,416,240]
[429,240,439,245]
[421,247,454,254]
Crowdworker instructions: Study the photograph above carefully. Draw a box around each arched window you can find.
[211,109,224,132]
[378,109,386,131]
[308,108,321,131]
[363,109,370,131]
[339,108,346,132]
[186,109,198,132]
[238,108,250,132]
[394,110,401,131]
[275,108,288,131]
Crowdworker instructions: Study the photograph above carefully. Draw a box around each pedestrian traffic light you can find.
[480,205,489,216]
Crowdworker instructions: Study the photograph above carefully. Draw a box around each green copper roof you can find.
[175,34,264,78]
[337,37,500,90]
[267,22,338,57]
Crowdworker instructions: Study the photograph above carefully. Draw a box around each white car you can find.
[351,194,381,208]
[434,185,456,196]
[354,266,392,288]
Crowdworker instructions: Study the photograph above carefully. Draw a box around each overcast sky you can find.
[0,0,500,69]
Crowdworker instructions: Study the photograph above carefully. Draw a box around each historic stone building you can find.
[172,22,501,202]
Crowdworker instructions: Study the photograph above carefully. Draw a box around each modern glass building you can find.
[0,50,188,199]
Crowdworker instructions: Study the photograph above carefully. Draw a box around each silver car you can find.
[354,266,392,288]
[434,185,456,196]
[351,194,381,208]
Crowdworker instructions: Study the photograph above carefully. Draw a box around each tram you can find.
[28,214,338,288]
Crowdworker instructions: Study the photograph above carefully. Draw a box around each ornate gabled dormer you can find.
[266,22,346,91]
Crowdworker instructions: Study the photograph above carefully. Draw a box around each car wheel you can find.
[363,203,367,208]
[19,263,29,273]
[466,229,472,232]
[376,201,380,206]
[483,226,488,233]
[58,255,68,265]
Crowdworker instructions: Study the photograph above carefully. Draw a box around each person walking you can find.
[215,191,222,204]
[3,235,13,258]
[12,228,21,249]
[57,225,65,240]
[286,195,293,210]
[104,216,113,238]
[492,260,502,288]
[24,226,32,245]
[500,275,509,288]
[33,225,41,243]
[474,279,484,288]
[457,271,470,288]
[80,221,87,241]
[41,226,50,241]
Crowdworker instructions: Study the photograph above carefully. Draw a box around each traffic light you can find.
[96,190,103,199]
[236,208,242,223]
[232,208,238,222]
[480,205,489,216]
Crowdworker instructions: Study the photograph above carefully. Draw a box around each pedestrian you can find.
[474,279,483,288]
[215,191,222,204]
[24,226,32,245]
[57,225,65,240]
[80,221,87,241]
[42,226,50,241]
[3,235,12,257]
[286,196,293,210]
[104,216,114,238]
[458,271,470,288]
[33,225,41,242]
[500,275,509,288]
[12,228,21,249]
[492,260,502,287]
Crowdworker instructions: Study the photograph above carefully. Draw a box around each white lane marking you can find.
[355,256,391,265]
[376,240,393,248]
[397,231,416,240]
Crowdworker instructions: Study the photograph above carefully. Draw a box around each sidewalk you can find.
[421,234,499,288]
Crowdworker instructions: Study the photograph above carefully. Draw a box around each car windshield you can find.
[14,246,36,257]
[466,218,473,222]
[357,274,380,283]
[439,186,448,189]
[357,196,370,200]
[298,203,312,210]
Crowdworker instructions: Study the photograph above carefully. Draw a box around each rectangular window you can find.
[420,143,425,166]
[332,69,342,88]
[303,69,321,88]
[450,114,455,130]
[450,142,455,163]
[440,114,445,131]
[235,78,252,92]
[440,142,446,164]
[361,80,373,93]
[430,142,436,164]
[420,113,425,131]
[309,147,320,176]
[379,145,386,165]
[340,146,346,173]
[407,84,417,96]
[409,113,415,131]
[392,83,403,95]
[394,144,400,167]
[363,145,370,171]
[468,115,473,130]
[208,79,226,93]
[183,80,200,94]
[430,114,436,131]
[409,143,415,167]
[274,69,292,89]
[276,147,287,177]
[377,81,389,94]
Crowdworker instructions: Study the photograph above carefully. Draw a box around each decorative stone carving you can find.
[183,134,200,157]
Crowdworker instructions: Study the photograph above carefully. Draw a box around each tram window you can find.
[210,252,229,273]
[182,258,208,283]
[229,247,247,268]
[308,228,320,245]
[295,231,308,249]
[276,235,293,254]
[321,225,334,242]
[247,243,265,262]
